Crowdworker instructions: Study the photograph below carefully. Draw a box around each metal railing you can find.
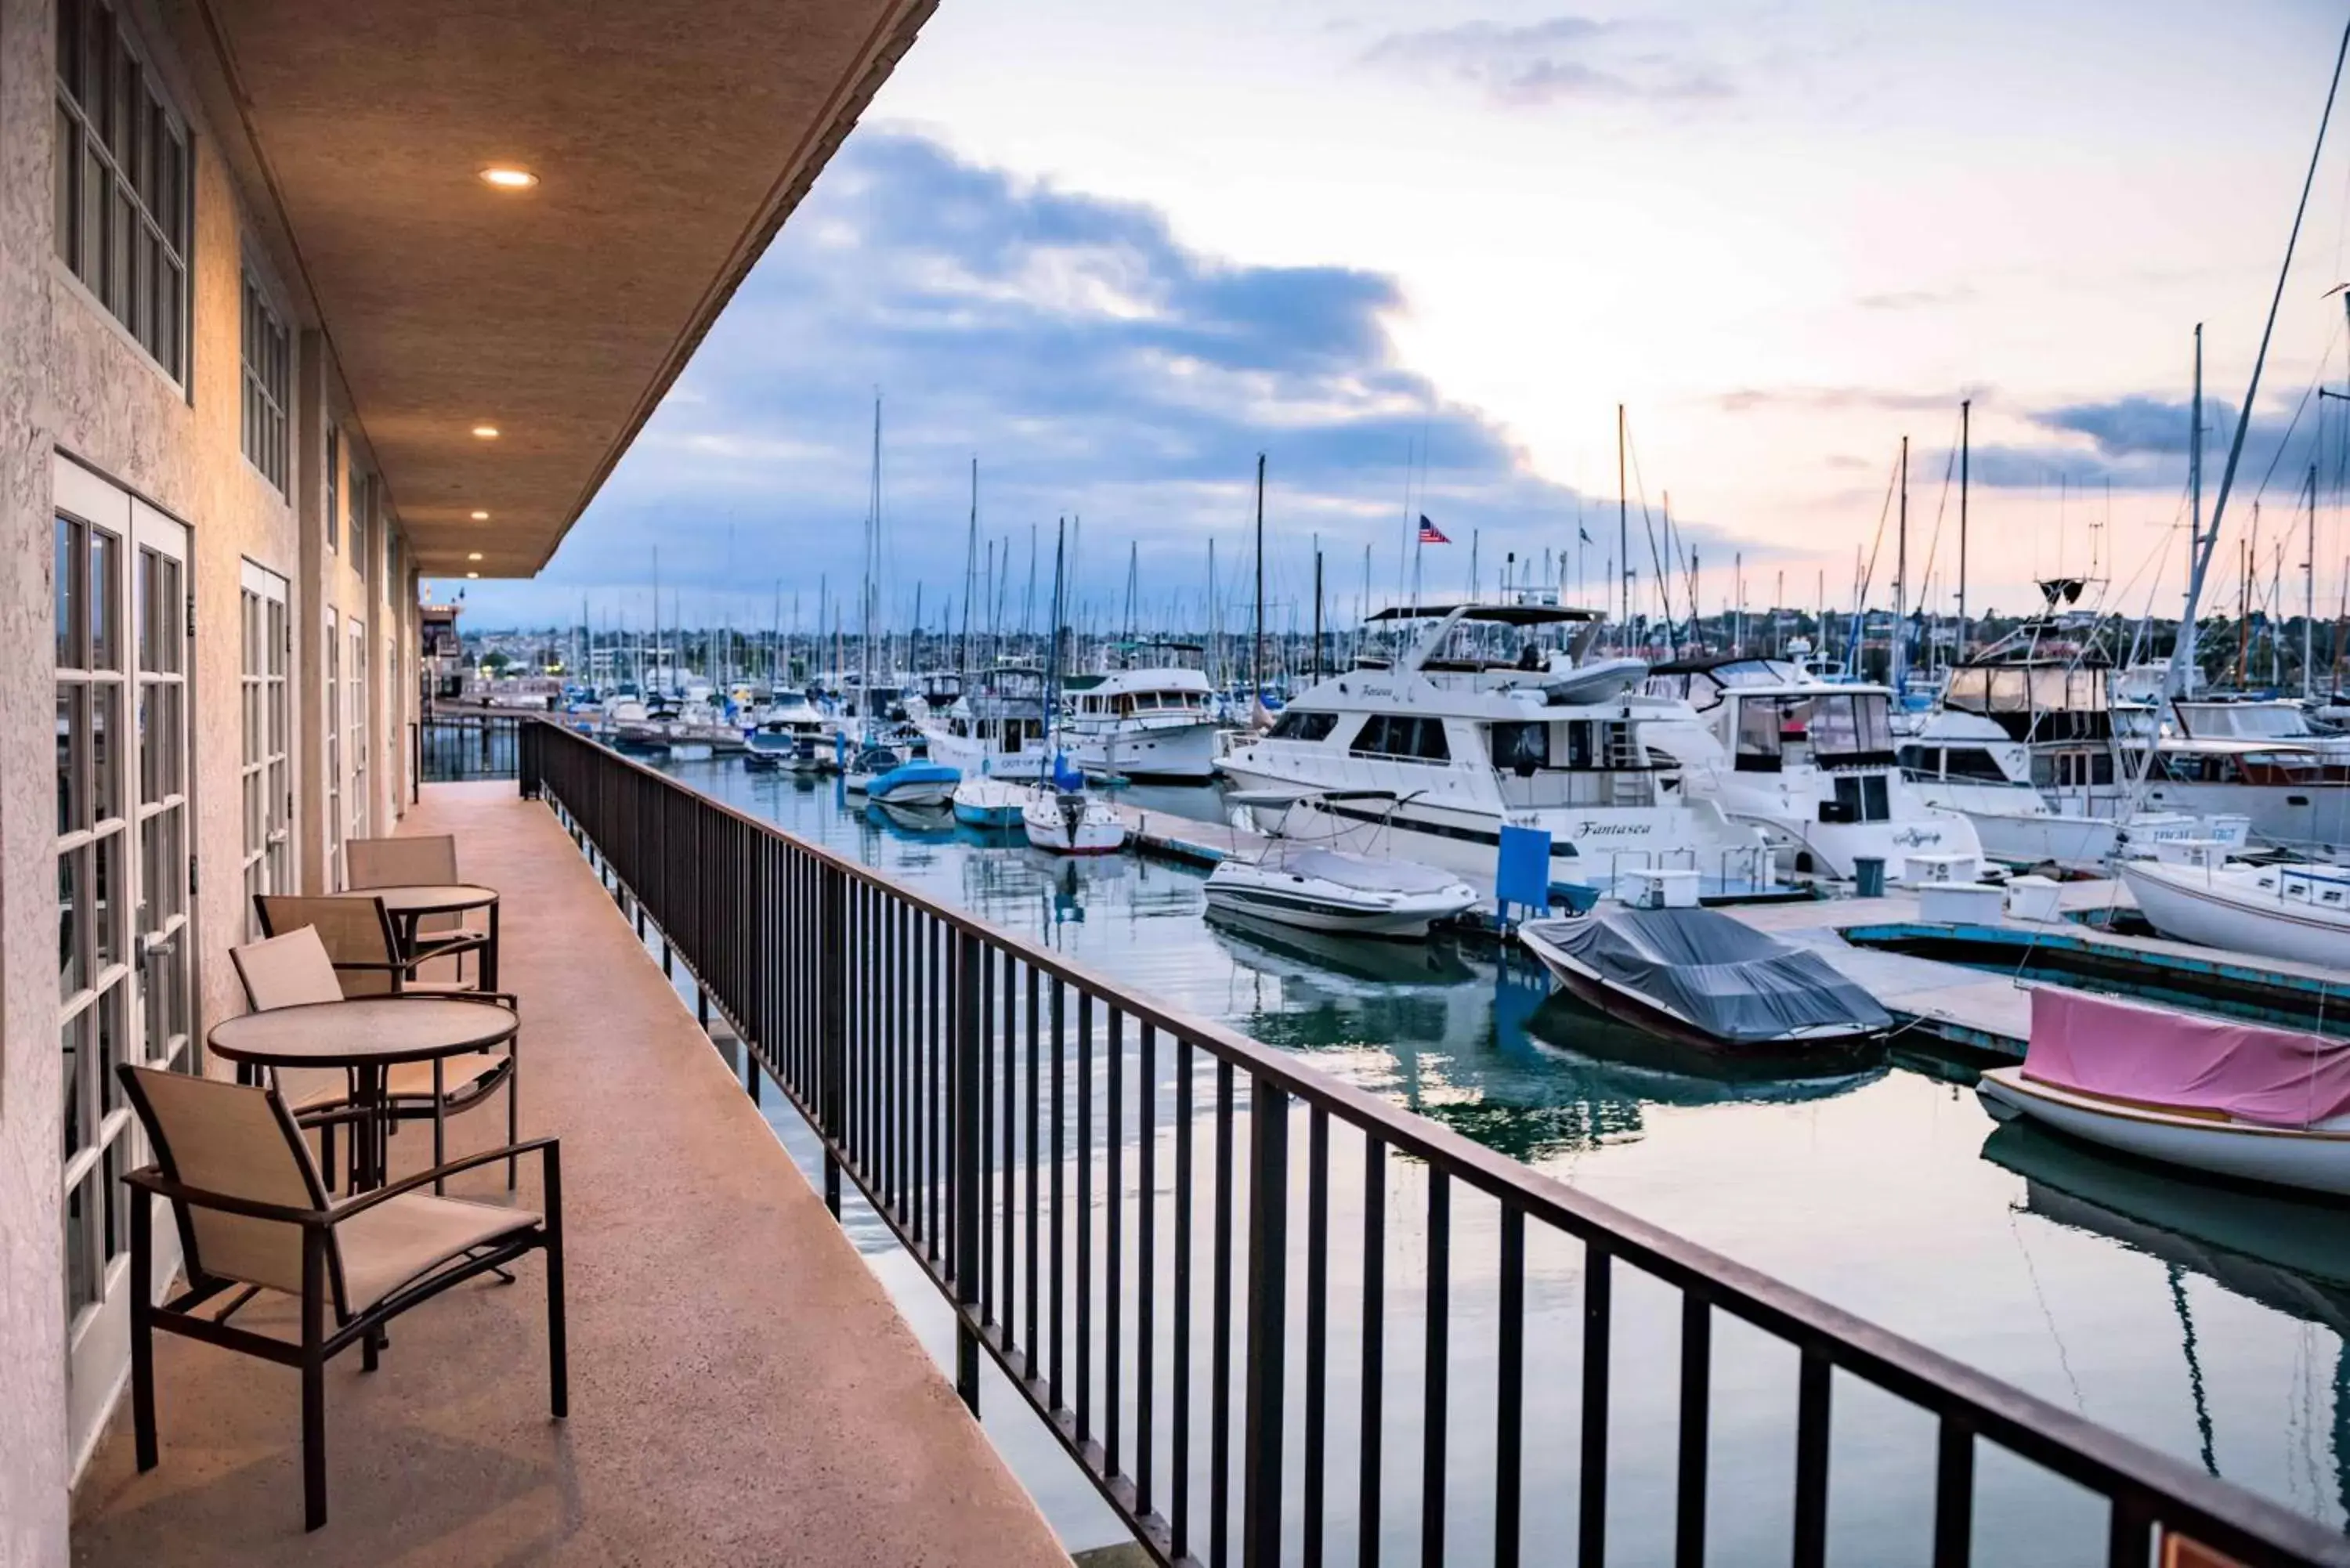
[517,719,2349,1568]
[418,710,526,784]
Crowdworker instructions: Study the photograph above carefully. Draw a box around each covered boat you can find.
[1202,846,1479,938]
[1976,989,2350,1197]
[1519,907,1892,1048]
[866,758,960,809]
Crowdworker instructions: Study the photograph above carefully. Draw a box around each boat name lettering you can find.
[1573,822,1653,838]
[1889,828,1943,847]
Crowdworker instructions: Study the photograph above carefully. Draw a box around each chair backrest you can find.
[118,1065,332,1301]
[230,927,344,1011]
[345,835,457,891]
[254,895,401,998]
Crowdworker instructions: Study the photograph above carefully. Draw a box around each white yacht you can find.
[1637,656,1982,883]
[1061,643,1222,782]
[1215,603,1776,898]
[917,665,1052,780]
[1899,710,2124,869]
[2124,715,2350,865]
[745,688,842,771]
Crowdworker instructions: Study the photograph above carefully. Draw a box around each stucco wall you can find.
[0,1,420,1558]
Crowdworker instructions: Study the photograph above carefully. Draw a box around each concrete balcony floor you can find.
[72,782,1068,1567]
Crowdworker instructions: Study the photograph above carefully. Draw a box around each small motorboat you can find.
[841,742,898,795]
[1976,988,2350,1198]
[866,758,960,810]
[1202,845,1477,939]
[1022,789,1127,855]
[952,775,1028,829]
[2116,853,2350,970]
[1520,906,1892,1049]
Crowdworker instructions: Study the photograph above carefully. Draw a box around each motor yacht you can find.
[1215,603,1776,898]
[1637,656,1982,883]
[918,665,1053,781]
[1061,643,1222,782]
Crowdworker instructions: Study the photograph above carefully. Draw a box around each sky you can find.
[438,0,2350,636]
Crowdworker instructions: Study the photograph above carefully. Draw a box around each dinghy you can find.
[1976,989,2350,1198]
[1202,846,1477,938]
[2116,854,2350,970]
[951,775,1028,829]
[1022,789,1128,854]
[1519,906,1891,1049]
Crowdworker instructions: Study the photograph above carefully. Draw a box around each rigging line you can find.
[2168,1262,2222,1479]
[2008,1206,2088,1414]
[2251,313,2347,508]
[1623,422,1674,641]
[1853,445,1903,630]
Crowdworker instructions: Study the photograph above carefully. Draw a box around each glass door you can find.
[55,455,193,1471]
[239,562,290,931]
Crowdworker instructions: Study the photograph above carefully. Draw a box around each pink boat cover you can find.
[2024,988,2350,1128]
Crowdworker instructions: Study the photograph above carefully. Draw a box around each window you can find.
[1810,693,1895,768]
[240,274,290,490]
[1942,747,2012,783]
[324,428,340,551]
[1833,773,1893,823]
[348,620,368,840]
[350,471,371,580]
[324,613,340,887]
[239,565,290,931]
[1351,714,1450,762]
[1268,708,1338,742]
[1734,699,1783,772]
[1488,721,1549,774]
[54,0,190,381]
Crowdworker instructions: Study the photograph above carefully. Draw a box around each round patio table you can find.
[327,883,502,991]
[208,998,518,1190]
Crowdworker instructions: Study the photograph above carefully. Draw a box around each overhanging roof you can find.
[184,0,934,578]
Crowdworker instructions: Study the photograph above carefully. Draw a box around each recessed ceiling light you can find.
[472,425,499,439]
[479,167,537,190]
[466,571,480,580]
[470,510,490,520]
[468,551,483,562]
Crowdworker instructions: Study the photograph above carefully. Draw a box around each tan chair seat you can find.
[334,1192,540,1313]
[384,1053,507,1100]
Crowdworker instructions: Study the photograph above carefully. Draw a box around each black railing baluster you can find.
[954,930,983,1414]
[1242,1078,1290,1568]
[1580,1244,1611,1566]
[1793,1350,1831,1568]
[1495,1202,1524,1568]
[1304,1105,1330,1568]
[1107,1006,1125,1479]
[1025,964,1041,1371]
[522,728,2350,1568]
[1137,1021,1157,1521]
[1078,991,1095,1447]
[1932,1414,1973,1568]
[1423,1169,1451,1568]
[1359,1134,1386,1568]
[1676,1295,1710,1568]
[1173,1038,1195,1564]
[1050,977,1067,1414]
[1212,1057,1235,1568]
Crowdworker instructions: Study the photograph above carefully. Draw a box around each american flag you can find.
[1417,514,1449,544]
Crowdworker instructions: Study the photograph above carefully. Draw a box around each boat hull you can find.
[2117,859,2350,969]
[1976,1068,2350,1198]
[1199,869,1477,938]
[1069,720,1222,782]
[1022,797,1128,854]
[1519,922,1883,1051]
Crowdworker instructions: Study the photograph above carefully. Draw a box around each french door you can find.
[239,562,291,931]
[55,454,195,1472]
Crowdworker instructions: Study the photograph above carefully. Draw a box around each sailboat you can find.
[1021,518,1130,856]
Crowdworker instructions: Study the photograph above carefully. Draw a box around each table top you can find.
[325,883,498,915]
[208,998,517,1065]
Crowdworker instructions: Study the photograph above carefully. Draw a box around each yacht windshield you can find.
[1809,692,1896,768]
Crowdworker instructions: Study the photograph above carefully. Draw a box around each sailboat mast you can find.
[2185,325,2204,689]
[1894,435,1909,692]
[1958,398,1971,657]
[960,457,978,687]
[1253,452,1267,708]
[2306,462,2319,699]
[1312,538,1324,682]
[1616,403,1630,643]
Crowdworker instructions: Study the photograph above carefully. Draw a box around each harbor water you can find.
[663,757,2350,1561]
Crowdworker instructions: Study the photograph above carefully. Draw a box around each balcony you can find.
[70,779,1068,1567]
[70,732,2350,1567]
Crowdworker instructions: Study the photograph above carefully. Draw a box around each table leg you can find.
[485,900,501,993]
[432,1060,446,1196]
[354,1067,389,1190]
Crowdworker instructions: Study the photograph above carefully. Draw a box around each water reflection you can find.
[660,756,2350,1545]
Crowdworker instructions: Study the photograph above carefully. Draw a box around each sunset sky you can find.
[443,0,2350,637]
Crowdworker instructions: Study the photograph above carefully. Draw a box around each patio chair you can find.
[240,910,522,1188]
[344,833,488,981]
[115,1064,563,1532]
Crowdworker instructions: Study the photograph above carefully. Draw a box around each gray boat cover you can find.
[1283,848,1462,895]
[1531,908,1892,1042]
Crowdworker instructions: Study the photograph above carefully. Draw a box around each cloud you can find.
[1962,394,2314,491]
[1855,285,1976,311]
[446,132,1775,627]
[1715,385,1993,414]
[1358,16,1731,108]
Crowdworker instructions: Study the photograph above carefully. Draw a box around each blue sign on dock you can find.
[1495,825,1552,919]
